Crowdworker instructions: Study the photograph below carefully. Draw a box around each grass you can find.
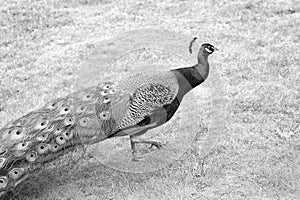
[0,0,300,199]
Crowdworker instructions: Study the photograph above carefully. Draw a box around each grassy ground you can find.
[0,0,300,199]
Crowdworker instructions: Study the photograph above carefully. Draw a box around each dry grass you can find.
[0,0,300,199]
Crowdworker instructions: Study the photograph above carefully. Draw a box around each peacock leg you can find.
[133,140,163,149]
[129,135,145,161]
[129,135,163,161]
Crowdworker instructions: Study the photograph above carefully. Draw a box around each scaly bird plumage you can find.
[0,39,218,196]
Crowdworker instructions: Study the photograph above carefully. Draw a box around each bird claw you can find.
[130,156,144,162]
[132,140,163,149]
[149,141,163,149]
[148,141,163,149]
[130,150,144,162]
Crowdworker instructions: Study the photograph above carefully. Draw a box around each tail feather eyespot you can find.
[99,111,110,120]
[46,101,59,110]
[25,151,38,162]
[10,128,26,140]
[82,93,93,101]
[54,127,62,135]
[64,117,74,126]
[100,90,108,96]
[50,144,59,152]
[0,177,8,189]
[35,120,49,130]
[59,106,71,115]
[62,130,74,140]
[79,118,89,127]
[109,89,116,94]
[36,143,49,154]
[56,136,66,145]
[15,141,31,151]
[103,85,111,90]
[1,129,13,140]
[36,132,49,142]
[75,105,86,114]
[8,168,24,180]
[103,97,111,104]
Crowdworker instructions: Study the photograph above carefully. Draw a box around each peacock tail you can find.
[0,71,179,194]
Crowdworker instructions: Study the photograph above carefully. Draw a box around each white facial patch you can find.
[205,47,213,53]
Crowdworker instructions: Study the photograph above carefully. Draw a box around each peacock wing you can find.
[108,71,180,137]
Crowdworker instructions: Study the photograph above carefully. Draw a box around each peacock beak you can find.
[213,46,219,51]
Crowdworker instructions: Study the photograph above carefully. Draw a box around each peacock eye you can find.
[25,151,38,162]
[62,130,74,140]
[109,89,116,94]
[16,141,30,150]
[9,168,24,180]
[64,117,74,126]
[1,129,12,140]
[103,97,110,103]
[75,105,86,114]
[81,92,94,101]
[0,176,8,188]
[46,100,59,110]
[36,132,49,142]
[60,106,71,115]
[56,136,66,145]
[3,129,11,136]
[36,143,48,154]
[101,90,108,96]
[102,85,111,90]
[99,111,110,120]
[10,128,25,140]
[54,127,62,135]
[50,144,59,152]
[79,118,89,127]
[35,120,49,130]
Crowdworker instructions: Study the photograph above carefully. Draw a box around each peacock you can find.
[0,38,218,196]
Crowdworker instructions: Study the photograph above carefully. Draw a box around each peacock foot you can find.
[130,150,145,162]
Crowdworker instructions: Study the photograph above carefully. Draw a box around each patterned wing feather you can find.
[109,71,179,137]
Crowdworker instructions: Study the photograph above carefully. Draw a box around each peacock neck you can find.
[196,53,210,80]
[172,57,209,101]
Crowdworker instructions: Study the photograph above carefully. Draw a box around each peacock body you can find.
[0,71,179,194]
[0,39,217,196]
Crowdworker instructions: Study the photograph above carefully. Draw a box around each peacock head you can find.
[200,43,218,55]
[189,37,218,56]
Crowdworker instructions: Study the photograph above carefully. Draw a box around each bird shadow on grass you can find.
[2,152,153,200]
[1,153,111,200]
